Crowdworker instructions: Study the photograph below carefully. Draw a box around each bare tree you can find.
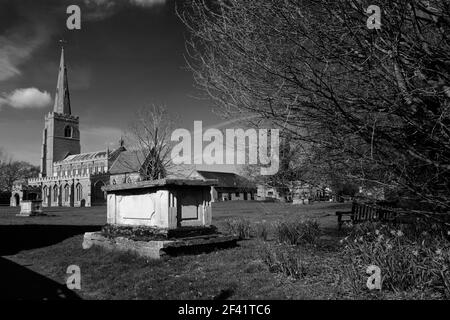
[180,0,450,214]
[0,148,39,191]
[121,105,177,181]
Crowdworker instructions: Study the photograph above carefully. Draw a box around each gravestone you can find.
[83,179,238,258]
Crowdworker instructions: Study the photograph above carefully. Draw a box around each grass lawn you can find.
[0,201,353,300]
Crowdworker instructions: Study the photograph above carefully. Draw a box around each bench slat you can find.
[336,201,397,230]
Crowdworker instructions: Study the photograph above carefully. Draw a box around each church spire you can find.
[53,43,71,115]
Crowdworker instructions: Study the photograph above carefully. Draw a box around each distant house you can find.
[257,182,331,203]
[358,185,385,201]
[257,184,288,202]
[196,171,256,202]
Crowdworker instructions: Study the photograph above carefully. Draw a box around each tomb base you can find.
[82,231,238,259]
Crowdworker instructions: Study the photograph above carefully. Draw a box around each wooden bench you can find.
[336,202,397,230]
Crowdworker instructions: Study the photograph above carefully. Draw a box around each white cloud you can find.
[0,88,52,109]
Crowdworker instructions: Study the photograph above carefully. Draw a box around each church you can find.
[10,47,132,207]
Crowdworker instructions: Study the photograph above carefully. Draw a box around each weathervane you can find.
[59,38,67,49]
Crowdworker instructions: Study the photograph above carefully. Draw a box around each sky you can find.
[0,0,236,171]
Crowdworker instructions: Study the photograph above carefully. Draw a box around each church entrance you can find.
[28,193,38,201]
[14,194,20,206]
[92,181,106,205]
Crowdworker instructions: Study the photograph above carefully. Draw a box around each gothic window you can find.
[64,125,72,138]
[53,185,58,202]
[64,185,70,202]
[43,186,48,201]
[76,184,82,202]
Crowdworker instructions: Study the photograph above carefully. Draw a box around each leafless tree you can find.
[121,105,177,180]
[0,148,39,191]
[180,0,450,215]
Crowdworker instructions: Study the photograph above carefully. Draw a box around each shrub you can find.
[340,221,450,298]
[274,219,321,245]
[224,218,252,240]
[253,222,271,241]
[260,244,308,279]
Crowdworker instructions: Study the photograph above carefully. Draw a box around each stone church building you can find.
[11,47,131,207]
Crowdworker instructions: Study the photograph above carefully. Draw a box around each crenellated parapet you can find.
[28,173,91,185]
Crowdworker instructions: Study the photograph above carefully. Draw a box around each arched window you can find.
[64,184,70,202]
[43,186,48,202]
[14,194,20,206]
[53,185,58,202]
[76,184,82,202]
[64,125,72,138]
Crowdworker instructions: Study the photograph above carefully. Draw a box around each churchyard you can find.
[0,201,349,300]
[1,200,448,300]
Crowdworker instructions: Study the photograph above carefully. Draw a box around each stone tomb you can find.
[83,179,238,259]
[17,200,44,217]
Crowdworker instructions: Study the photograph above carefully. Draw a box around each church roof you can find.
[166,163,202,179]
[53,46,71,115]
[61,151,107,163]
[109,150,147,174]
[196,171,256,190]
[108,150,202,179]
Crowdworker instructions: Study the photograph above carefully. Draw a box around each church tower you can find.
[40,46,81,177]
